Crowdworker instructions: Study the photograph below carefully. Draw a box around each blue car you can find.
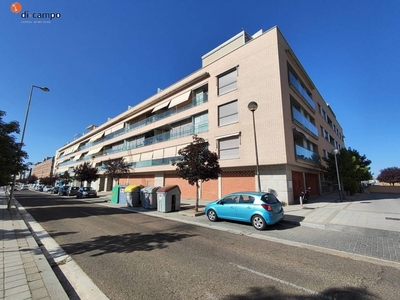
[205,191,284,230]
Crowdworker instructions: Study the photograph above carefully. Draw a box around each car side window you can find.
[240,195,255,204]
[222,196,238,204]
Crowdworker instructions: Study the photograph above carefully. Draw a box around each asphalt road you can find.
[15,191,400,300]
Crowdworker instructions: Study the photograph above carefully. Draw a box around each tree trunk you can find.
[195,181,200,212]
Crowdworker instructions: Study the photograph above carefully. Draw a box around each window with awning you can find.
[153,149,164,159]
[168,91,191,108]
[105,123,125,136]
[140,151,153,161]
[86,146,103,156]
[88,132,104,143]
[152,100,170,113]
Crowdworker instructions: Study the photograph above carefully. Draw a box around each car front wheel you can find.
[252,215,267,230]
[207,209,218,222]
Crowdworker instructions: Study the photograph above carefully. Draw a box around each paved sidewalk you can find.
[1,189,68,300]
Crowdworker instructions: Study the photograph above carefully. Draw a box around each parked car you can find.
[205,192,284,230]
[21,184,29,190]
[35,184,44,191]
[51,186,60,194]
[58,186,70,196]
[76,187,97,199]
[43,185,53,192]
[67,186,80,196]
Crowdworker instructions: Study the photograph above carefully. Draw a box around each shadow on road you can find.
[61,231,196,257]
[223,285,376,300]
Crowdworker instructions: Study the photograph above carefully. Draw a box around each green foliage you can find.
[172,135,221,211]
[73,162,99,187]
[0,110,29,186]
[103,157,131,183]
[40,175,58,186]
[377,167,400,186]
[58,171,73,185]
[323,147,372,195]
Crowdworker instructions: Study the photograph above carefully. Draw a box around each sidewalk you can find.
[1,189,69,300]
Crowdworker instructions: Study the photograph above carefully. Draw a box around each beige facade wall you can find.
[53,26,345,205]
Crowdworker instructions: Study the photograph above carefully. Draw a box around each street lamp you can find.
[332,148,343,202]
[7,85,50,209]
[248,101,261,192]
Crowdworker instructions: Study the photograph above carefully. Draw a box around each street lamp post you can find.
[248,101,261,192]
[332,148,343,202]
[7,85,50,209]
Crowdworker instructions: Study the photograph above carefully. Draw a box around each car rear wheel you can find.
[207,209,218,222]
[252,215,267,230]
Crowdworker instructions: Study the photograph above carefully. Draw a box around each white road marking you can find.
[232,263,332,299]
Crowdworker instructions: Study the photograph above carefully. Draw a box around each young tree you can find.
[58,171,73,185]
[103,157,131,185]
[172,135,221,212]
[323,147,373,196]
[73,162,99,187]
[377,167,400,186]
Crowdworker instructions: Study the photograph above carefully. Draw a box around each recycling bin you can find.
[111,185,127,204]
[124,185,141,207]
[157,185,181,213]
[140,186,160,209]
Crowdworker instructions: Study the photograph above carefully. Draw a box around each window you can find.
[219,136,239,159]
[218,100,238,126]
[218,68,237,95]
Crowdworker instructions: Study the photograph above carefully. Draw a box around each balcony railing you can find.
[57,121,209,168]
[295,144,320,166]
[292,107,318,137]
[289,72,315,110]
[60,93,209,156]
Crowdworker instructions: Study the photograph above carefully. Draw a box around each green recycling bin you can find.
[124,185,141,207]
[111,185,127,204]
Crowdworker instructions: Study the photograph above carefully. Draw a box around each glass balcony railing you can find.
[295,144,320,166]
[59,94,209,157]
[58,121,209,168]
[292,107,318,137]
[289,72,315,110]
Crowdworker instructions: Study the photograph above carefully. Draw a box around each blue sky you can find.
[1,0,399,177]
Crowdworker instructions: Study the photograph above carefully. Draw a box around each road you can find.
[15,191,400,300]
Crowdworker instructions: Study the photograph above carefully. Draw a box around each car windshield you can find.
[82,187,92,191]
[260,193,279,204]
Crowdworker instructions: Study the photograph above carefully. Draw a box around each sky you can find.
[1,0,399,178]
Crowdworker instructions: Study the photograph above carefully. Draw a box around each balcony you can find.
[292,107,318,137]
[60,93,209,156]
[295,144,320,166]
[289,72,315,110]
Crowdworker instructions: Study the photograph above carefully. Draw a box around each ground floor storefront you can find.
[92,165,329,205]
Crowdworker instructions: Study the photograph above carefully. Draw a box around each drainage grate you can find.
[385,217,400,221]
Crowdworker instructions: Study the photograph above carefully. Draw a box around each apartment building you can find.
[54,26,344,205]
[31,157,55,179]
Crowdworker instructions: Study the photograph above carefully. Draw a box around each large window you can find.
[219,136,239,159]
[218,100,238,126]
[218,68,237,95]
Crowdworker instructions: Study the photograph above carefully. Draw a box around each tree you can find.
[0,110,29,209]
[40,175,58,186]
[103,157,131,185]
[172,135,221,212]
[377,167,400,186]
[58,171,73,185]
[25,175,38,184]
[73,162,99,187]
[323,147,373,196]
